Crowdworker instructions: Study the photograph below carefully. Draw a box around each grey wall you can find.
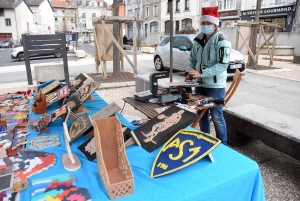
[219,27,237,49]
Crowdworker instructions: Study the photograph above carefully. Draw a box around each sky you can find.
[106,0,113,4]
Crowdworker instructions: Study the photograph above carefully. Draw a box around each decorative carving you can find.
[32,114,51,135]
[90,102,121,120]
[68,113,92,143]
[28,134,60,150]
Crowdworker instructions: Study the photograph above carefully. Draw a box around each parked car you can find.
[0,40,14,48]
[83,37,91,43]
[78,37,84,43]
[153,34,246,77]
[11,44,68,61]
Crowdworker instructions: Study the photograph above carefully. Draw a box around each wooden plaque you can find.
[32,93,47,114]
[40,81,61,95]
[68,113,93,143]
[130,106,200,153]
[90,102,121,120]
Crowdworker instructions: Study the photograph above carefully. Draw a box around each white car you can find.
[154,34,246,77]
[78,37,84,43]
[11,45,68,61]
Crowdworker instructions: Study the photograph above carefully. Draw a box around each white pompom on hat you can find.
[200,6,219,26]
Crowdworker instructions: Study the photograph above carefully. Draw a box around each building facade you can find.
[25,0,55,34]
[0,0,33,44]
[161,0,199,35]
[241,0,297,32]
[123,0,143,41]
[52,0,77,34]
[143,0,161,45]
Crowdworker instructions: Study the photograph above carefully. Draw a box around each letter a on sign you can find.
[151,129,221,178]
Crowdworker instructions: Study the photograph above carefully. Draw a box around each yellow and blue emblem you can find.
[151,129,221,178]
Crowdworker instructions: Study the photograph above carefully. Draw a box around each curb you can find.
[262,57,293,62]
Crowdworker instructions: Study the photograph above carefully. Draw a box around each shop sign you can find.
[151,129,221,178]
[242,6,293,16]
[219,10,238,17]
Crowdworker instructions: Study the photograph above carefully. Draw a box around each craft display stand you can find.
[62,107,81,171]
[32,93,47,114]
[93,116,134,200]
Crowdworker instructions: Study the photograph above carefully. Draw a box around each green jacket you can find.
[188,30,231,88]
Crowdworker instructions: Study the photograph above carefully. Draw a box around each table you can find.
[21,92,265,201]
[123,97,216,128]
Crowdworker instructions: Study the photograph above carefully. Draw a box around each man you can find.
[123,35,128,45]
[187,6,231,145]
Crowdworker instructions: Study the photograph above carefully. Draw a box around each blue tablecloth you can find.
[23,92,265,201]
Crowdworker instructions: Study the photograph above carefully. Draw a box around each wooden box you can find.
[93,116,134,200]
[32,93,47,114]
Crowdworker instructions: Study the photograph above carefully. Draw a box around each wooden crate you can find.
[93,116,134,200]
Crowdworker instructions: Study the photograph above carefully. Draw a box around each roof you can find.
[0,0,23,8]
[51,0,77,8]
[24,0,44,6]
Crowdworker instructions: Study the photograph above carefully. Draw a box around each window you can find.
[218,0,222,9]
[224,0,236,10]
[0,8,4,16]
[159,37,170,46]
[128,10,132,17]
[261,0,264,6]
[167,1,171,13]
[5,19,11,26]
[55,17,58,21]
[145,7,149,17]
[176,0,180,11]
[182,18,192,30]
[150,21,158,33]
[154,5,158,16]
[92,13,96,18]
[185,0,190,10]
[128,0,132,4]
[276,0,282,4]
[145,24,148,37]
[82,12,86,18]
[62,9,65,12]
[165,20,171,34]
[173,37,191,50]
[203,0,209,7]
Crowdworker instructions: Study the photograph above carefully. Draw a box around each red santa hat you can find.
[200,6,219,26]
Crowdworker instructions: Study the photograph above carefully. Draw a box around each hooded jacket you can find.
[188,29,231,88]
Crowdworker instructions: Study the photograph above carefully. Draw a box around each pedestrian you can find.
[123,35,128,45]
[186,6,231,145]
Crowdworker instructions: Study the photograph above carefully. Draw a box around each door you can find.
[172,36,192,71]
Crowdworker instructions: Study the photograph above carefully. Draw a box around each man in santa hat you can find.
[187,6,231,145]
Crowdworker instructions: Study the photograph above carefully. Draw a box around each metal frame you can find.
[22,33,70,85]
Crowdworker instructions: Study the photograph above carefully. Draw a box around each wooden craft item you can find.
[130,106,200,153]
[62,107,81,171]
[40,80,61,95]
[31,174,76,196]
[90,102,121,120]
[6,145,23,157]
[0,148,7,158]
[0,173,14,192]
[68,113,93,143]
[93,116,134,200]
[13,149,56,181]
[66,78,101,111]
[77,137,96,161]
[31,181,74,198]
[33,114,51,135]
[0,191,18,201]
[32,93,47,114]
[0,132,13,149]
[11,129,30,150]
[70,73,90,89]
[0,157,13,175]
[0,120,7,133]
[46,86,70,106]
[51,105,68,122]
[28,134,60,150]
[151,129,221,178]
[10,180,28,193]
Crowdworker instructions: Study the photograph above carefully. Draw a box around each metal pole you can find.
[169,0,173,82]
[22,34,33,85]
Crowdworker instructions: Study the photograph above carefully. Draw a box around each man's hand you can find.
[188,69,201,78]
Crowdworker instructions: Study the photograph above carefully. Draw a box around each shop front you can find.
[241,6,295,32]
[219,10,240,28]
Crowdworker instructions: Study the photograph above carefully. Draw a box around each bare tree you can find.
[249,0,262,67]
[132,0,143,50]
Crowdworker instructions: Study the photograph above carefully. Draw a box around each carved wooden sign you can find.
[40,80,61,95]
[66,78,101,111]
[68,113,93,143]
[151,129,221,178]
[90,102,121,120]
[46,86,69,106]
[130,106,200,153]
